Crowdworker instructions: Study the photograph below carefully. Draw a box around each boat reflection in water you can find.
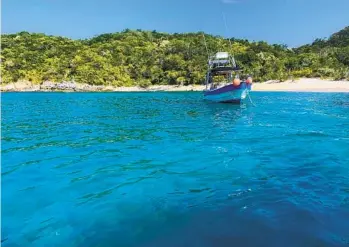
[202,99,252,132]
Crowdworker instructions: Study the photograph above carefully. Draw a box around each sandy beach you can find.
[251,78,349,93]
[1,78,349,92]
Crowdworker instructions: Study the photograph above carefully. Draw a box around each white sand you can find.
[252,78,349,92]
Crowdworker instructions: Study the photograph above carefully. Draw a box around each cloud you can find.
[221,0,240,4]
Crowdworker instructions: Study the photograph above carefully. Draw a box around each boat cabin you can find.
[205,52,241,90]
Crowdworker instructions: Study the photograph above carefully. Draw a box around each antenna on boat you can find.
[202,33,211,89]
[222,12,237,68]
[202,33,210,65]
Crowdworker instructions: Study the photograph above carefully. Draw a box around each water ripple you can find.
[2,92,349,247]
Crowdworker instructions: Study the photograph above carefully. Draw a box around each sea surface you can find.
[2,92,349,247]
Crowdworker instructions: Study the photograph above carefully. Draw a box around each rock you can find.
[57,81,76,90]
[0,81,39,91]
[14,81,33,90]
[41,81,57,89]
[0,83,16,91]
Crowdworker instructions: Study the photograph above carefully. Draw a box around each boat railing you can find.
[204,52,242,90]
[208,52,236,69]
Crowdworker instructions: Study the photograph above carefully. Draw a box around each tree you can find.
[1,26,348,85]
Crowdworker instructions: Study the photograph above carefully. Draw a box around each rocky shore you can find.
[0,80,206,92]
[1,81,114,92]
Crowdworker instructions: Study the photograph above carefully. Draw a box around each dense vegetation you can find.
[1,26,349,86]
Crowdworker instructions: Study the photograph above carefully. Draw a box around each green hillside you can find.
[1,26,348,86]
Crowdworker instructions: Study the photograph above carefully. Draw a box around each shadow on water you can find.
[204,100,246,115]
[201,101,251,132]
[74,201,348,247]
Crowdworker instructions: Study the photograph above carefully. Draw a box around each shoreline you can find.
[1,78,349,93]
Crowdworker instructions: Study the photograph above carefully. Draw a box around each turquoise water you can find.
[2,92,349,247]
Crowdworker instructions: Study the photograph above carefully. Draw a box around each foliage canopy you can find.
[1,27,348,85]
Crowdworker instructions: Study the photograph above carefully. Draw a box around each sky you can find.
[2,0,349,47]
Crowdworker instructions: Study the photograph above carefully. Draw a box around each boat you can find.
[203,52,252,103]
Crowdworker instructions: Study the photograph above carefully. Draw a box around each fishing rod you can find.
[202,33,210,66]
[222,12,236,68]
